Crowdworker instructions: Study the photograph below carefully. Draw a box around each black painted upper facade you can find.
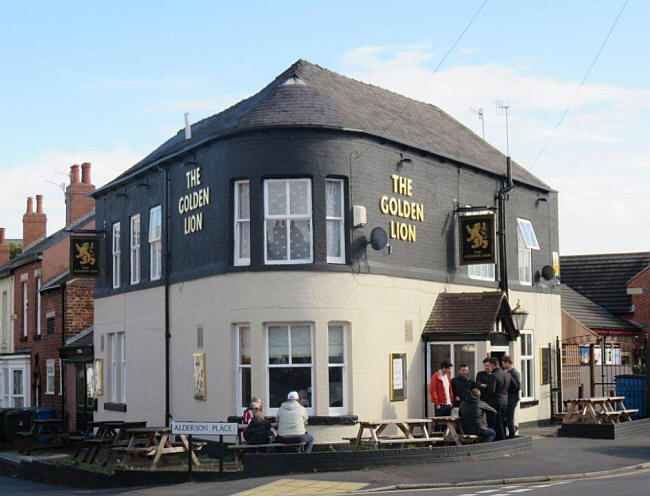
[92,61,559,298]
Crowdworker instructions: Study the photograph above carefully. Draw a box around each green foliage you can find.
[326,444,336,452]
[9,242,22,259]
[70,458,81,466]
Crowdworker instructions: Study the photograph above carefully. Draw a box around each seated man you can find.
[275,391,314,453]
[459,388,497,443]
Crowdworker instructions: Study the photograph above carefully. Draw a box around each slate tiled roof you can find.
[560,284,639,331]
[560,252,650,315]
[64,325,93,348]
[95,59,550,195]
[422,291,516,340]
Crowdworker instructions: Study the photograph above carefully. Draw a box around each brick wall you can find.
[629,268,650,339]
[65,278,95,339]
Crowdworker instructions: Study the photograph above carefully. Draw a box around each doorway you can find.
[75,362,94,431]
[489,346,509,367]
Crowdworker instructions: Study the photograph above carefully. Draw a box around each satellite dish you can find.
[369,227,389,251]
[541,265,555,281]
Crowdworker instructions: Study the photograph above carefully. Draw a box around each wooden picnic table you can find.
[562,396,638,424]
[427,416,467,446]
[17,418,69,455]
[79,421,146,465]
[350,418,435,450]
[111,426,204,471]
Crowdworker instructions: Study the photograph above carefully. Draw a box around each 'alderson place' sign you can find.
[170,421,238,436]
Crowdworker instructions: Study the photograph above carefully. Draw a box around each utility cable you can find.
[531,0,629,169]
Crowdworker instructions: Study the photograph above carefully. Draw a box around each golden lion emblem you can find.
[75,242,96,265]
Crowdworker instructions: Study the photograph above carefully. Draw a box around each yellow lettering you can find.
[391,174,400,194]
[380,195,389,214]
[389,197,398,216]
[415,203,424,222]
[408,224,416,242]
[402,200,411,219]
[406,178,412,197]
[390,220,398,239]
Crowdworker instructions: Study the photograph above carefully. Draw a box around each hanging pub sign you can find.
[458,213,496,265]
[70,235,100,277]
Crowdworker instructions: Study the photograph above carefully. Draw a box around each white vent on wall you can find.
[404,320,413,343]
[353,205,367,227]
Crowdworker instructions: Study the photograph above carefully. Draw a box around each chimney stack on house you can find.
[0,228,9,266]
[22,195,47,248]
[65,162,95,226]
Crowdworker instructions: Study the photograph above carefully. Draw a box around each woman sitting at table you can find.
[242,397,262,424]
[244,410,276,445]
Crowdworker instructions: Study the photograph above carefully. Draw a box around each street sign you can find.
[170,421,238,437]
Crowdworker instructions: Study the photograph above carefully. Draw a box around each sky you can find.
[1,0,648,255]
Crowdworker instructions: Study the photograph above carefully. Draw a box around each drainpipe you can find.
[496,157,513,296]
[156,165,171,427]
[61,281,66,427]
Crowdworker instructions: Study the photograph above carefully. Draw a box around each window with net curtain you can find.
[267,324,312,409]
[234,181,250,265]
[520,331,534,400]
[326,179,345,263]
[149,206,162,280]
[264,179,312,264]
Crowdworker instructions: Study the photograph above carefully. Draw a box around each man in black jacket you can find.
[451,364,474,408]
[460,388,496,442]
[489,357,511,441]
[503,355,521,439]
[475,358,496,429]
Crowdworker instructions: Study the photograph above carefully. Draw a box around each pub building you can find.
[91,60,560,441]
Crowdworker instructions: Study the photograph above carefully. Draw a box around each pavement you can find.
[1,424,649,496]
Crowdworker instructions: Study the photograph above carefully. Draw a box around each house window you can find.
[130,214,141,285]
[35,278,41,335]
[46,359,55,395]
[234,181,250,266]
[517,218,539,286]
[267,324,312,411]
[12,369,24,407]
[22,281,28,337]
[112,223,121,289]
[1,291,8,345]
[328,324,347,414]
[237,325,251,410]
[107,332,126,403]
[468,263,495,281]
[119,332,126,403]
[1,368,8,406]
[264,179,312,264]
[46,316,55,335]
[326,179,345,263]
[520,330,534,401]
[149,206,162,281]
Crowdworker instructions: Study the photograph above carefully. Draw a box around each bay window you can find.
[234,181,251,266]
[264,179,312,264]
[326,179,345,263]
[267,324,312,411]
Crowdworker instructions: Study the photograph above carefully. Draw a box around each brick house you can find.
[1,163,96,429]
[628,265,650,341]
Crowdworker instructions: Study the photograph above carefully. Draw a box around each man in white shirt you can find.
[429,360,454,418]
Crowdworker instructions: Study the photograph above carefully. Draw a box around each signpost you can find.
[171,421,238,480]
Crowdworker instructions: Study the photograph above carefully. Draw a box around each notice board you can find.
[389,352,407,401]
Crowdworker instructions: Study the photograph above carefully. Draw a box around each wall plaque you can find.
[458,214,496,265]
[70,235,100,277]
[193,353,207,400]
[389,352,407,401]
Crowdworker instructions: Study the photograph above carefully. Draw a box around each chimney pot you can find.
[26,197,33,213]
[71,164,80,184]
[36,195,43,213]
[81,162,92,184]
[0,227,5,244]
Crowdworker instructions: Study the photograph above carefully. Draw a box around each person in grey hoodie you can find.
[276,391,314,452]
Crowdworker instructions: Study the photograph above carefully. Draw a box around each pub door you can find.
[75,362,94,431]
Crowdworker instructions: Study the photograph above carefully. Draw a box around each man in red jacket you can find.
[429,359,454,417]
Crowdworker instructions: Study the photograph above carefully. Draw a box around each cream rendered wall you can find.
[167,271,560,440]
[93,286,165,425]
[0,274,14,354]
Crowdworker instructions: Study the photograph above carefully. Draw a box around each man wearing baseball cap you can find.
[276,391,314,452]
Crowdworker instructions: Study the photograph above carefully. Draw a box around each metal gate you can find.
[548,337,563,421]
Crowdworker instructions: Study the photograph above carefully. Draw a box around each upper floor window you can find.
[517,218,539,285]
[1,291,8,345]
[234,181,250,266]
[130,214,141,285]
[112,223,121,289]
[264,179,312,264]
[326,179,345,264]
[22,281,28,336]
[35,278,41,335]
[149,206,162,281]
[520,330,534,401]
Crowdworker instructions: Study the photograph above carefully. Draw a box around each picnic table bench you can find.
[351,418,440,450]
[562,396,638,424]
[17,419,69,455]
[111,426,205,471]
[80,421,147,465]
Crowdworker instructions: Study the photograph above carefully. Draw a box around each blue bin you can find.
[33,407,56,444]
[615,375,646,419]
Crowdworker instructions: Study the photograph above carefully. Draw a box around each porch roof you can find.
[421,291,518,341]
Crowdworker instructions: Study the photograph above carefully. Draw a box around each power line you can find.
[354,0,489,160]
[531,0,629,169]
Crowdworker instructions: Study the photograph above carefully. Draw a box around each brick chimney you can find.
[22,195,47,248]
[0,228,9,266]
[65,162,95,226]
